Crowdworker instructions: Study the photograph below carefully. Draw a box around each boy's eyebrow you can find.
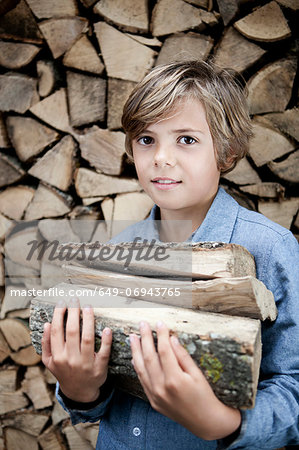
[140,128,204,134]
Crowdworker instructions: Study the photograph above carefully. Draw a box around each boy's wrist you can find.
[58,378,114,410]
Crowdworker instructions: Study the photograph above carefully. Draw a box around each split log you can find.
[249,122,294,167]
[79,0,98,7]
[0,41,40,69]
[0,390,29,414]
[268,151,299,184]
[36,60,57,97]
[77,126,125,175]
[1,285,33,318]
[0,214,14,243]
[155,32,213,66]
[94,0,149,33]
[107,78,137,130]
[184,0,211,9]
[4,428,38,450]
[4,223,40,270]
[0,318,32,351]
[214,27,266,73]
[38,17,89,59]
[2,412,49,437]
[216,0,240,26]
[74,423,99,447]
[63,34,104,75]
[82,196,105,206]
[25,0,78,19]
[240,182,285,199]
[89,221,109,244]
[221,158,261,185]
[62,425,93,450]
[234,1,291,42]
[264,109,299,142]
[28,135,76,191]
[30,288,262,408]
[258,198,299,229]
[52,397,69,425]
[151,0,204,36]
[6,116,60,162]
[276,0,299,10]
[0,0,43,44]
[74,167,141,197]
[94,22,156,82]
[21,366,52,409]
[199,9,219,26]
[0,113,10,148]
[29,88,73,134]
[58,241,256,279]
[0,186,35,220]
[0,153,25,188]
[0,329,10,363]
[247,58,297,114]
[38,425,67,450]
[38,218,80,243]
[64,265,276,320]
[4,258,40,290]
[10,345,41,366]
[24,183,72,220]
[66,71,106,127]
[0,72,39,113]
[0,253,3,286]
[0,366,18,391]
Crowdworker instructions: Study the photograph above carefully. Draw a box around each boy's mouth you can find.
[151,177,182,185]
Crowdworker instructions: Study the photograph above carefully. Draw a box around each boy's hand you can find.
[130,321,241,441]
[42,298,112,403]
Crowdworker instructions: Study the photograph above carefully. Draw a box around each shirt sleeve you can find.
[55,378,115,425]
[220,231,299,449]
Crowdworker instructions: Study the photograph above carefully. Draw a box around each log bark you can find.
[6,115,60,162]
[38,17,89,59]
[77,126,126,175]
[94,0,149,33]
[64,265,276,320]
[30,288,262,408]
[59,241,256,279]
[67,71,106,127]
[28,135,76,191]
[155,32,213,66]
[94,22,156,82]
[234,1,291,42]
[63,34,104,75]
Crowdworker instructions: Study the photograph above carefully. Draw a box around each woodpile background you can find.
[0,0,298,448]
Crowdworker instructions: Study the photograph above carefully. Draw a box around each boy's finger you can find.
[95,327,112,371]
[81,305,95,361]
[130,333,151,389]
[65,298,81,355]
[139,321,162,378]
[50,301,67,353]
[156,322,179,375]
[170,335,201,378]
[41,322,52,366]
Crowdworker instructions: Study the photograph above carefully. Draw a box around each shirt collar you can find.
[147,187,239,243]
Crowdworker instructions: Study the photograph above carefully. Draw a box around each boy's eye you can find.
[137,136,153,145]
[178,136,197,145]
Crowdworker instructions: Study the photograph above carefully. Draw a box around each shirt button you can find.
[132,427,141,436]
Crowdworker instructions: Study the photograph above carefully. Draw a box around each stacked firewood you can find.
[0,0,298,448]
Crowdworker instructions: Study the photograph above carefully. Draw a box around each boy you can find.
[42,61,299,449]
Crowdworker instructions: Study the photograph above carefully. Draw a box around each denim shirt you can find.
[57,188,299,449]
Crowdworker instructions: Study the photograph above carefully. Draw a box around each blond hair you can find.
[121,60,252,174]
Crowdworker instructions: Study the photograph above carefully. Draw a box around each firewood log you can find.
[0,0,43,43]
[38,17,88,59]
[63,34,104,74]
[6,116,60,162]
[21,366,52,409]
[107,78,137,130]
[268,150,299,184]
[234,1,291,42]
[30,286,262,408]
[222,157,261,185]
[240,182,285,199]
[0,72,39,114]
[258,198,299,229]
[36,60,57,97]
[0,153,25,188]
[62,425,93,450]
[24,183,72,220]
[2,412,49,437]
[0,186,35,220]
[264,109,299,141]
[0,41,40,69]
[25,0,78,19]
[0,214,14,243]
[94,0,149,33]
[4,427,38,449]
[0,113,10,148]
[38,425,67,450]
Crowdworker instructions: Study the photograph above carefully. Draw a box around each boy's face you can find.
[132,98,220,220]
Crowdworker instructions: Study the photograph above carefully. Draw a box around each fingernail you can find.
[156,320,164,329]
[104,328,111,336]
[70,297,79,306]
[129,334,135,343]
[57,299,65,307]
[83,304,92,310]
[171,336,179,345]
[139,321,145,329]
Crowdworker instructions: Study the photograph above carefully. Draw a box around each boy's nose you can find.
[153,144,176,167]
